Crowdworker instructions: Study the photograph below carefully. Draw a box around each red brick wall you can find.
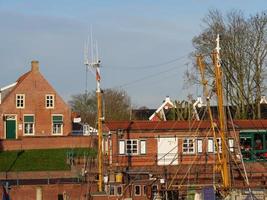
[0,64,72,139]
[0,136,97,151]
[2,183,94,200]
[108,130,238,167]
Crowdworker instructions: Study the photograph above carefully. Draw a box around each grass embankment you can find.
[0,148,97,172]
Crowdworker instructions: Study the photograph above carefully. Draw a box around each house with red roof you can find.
[0,60,72,139]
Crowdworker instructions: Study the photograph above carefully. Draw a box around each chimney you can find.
[31,60,39,72]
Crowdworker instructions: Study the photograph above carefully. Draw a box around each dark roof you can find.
[132,109,156,120]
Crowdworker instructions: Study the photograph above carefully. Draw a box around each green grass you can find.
[0,148,97,172]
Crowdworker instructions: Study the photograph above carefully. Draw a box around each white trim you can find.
[45,94,55,109]
[143,185,147,196]
[228,138,234,152]
[51,114,63,135]
[214,138,222,153]
[182,138,195,154]
[116,185,123,196]
[140,140,146,155]
[23,114,35,136]
[134,185,141,196]
[149,97,174,121]
[126,139,139,155]
[16,94,25,109]
[119,140,125,155]
[4,114,17,139]
[197,139,203,154]
[208,138,214,153]
[0,82,17,91]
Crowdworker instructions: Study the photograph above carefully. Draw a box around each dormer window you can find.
[46,94,54,108]
[16,94,25,108]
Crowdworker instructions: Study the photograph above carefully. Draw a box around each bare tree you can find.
[69,93,97,125]
[190,9,267,119]
[102,88,131,121]
[69,88,131,125]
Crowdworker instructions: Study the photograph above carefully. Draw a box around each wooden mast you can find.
[213,34,231,189]
[94,60,103,192]
[88,56,103,192]
[196,34,231,191]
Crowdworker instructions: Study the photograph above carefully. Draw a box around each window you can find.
[140,140,146,155]
[24,115,34,135]
[182,138,195,154]
[109,185,122,196]
[197,139,203,153]
[109,185,115,195]
[208,138,214,153]
[152,185,158,199]
[143,185,147,196]
[46,95,54,108]
[58,194,63,200]
[214,138,222,153]
[16,94,25,108]
[228,138,234,152]
[52,115,63,135]
[119,140,125,155]
[134,185,141,196]
[254,133,264,150]
[208,138,222,153]
[117,186,122,196]
[126,140,138,155]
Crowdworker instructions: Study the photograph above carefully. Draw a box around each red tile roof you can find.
[104,120,267,131]
[1,71,31,103]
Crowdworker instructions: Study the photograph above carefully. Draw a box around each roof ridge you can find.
[1,70,31,103]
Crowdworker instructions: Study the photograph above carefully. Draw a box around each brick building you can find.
[98,120,267,198]
[0,60,72,139]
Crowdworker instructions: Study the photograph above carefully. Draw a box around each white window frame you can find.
[109,185,115,196]
[143,185,147,196]
[126,139,138,155]
[46,94,54,109]
[116,185,123,196]
[208,138,214,153]
[197,139,203,154]
[140,140,146,155]
[119,140,125,155]
[182,138,195,154]
[214,138,222,153]
[109,185,123,196]
[16,94,25,109]
[23,114,35,135]
[228,138,234,152]
[134,185,141,196]
[52,114,63,135]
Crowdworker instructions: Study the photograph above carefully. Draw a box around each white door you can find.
[157,137,178,165]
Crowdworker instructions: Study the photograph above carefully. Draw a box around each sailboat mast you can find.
[213,34,231,189]
[95,61,103,192]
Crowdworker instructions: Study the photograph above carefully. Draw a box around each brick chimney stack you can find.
[31,60,39,72]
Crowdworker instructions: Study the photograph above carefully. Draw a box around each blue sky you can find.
[0,0,266,108]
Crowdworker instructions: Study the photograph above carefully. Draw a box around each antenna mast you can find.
[84,39,89,94]
[84,32,104,192]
